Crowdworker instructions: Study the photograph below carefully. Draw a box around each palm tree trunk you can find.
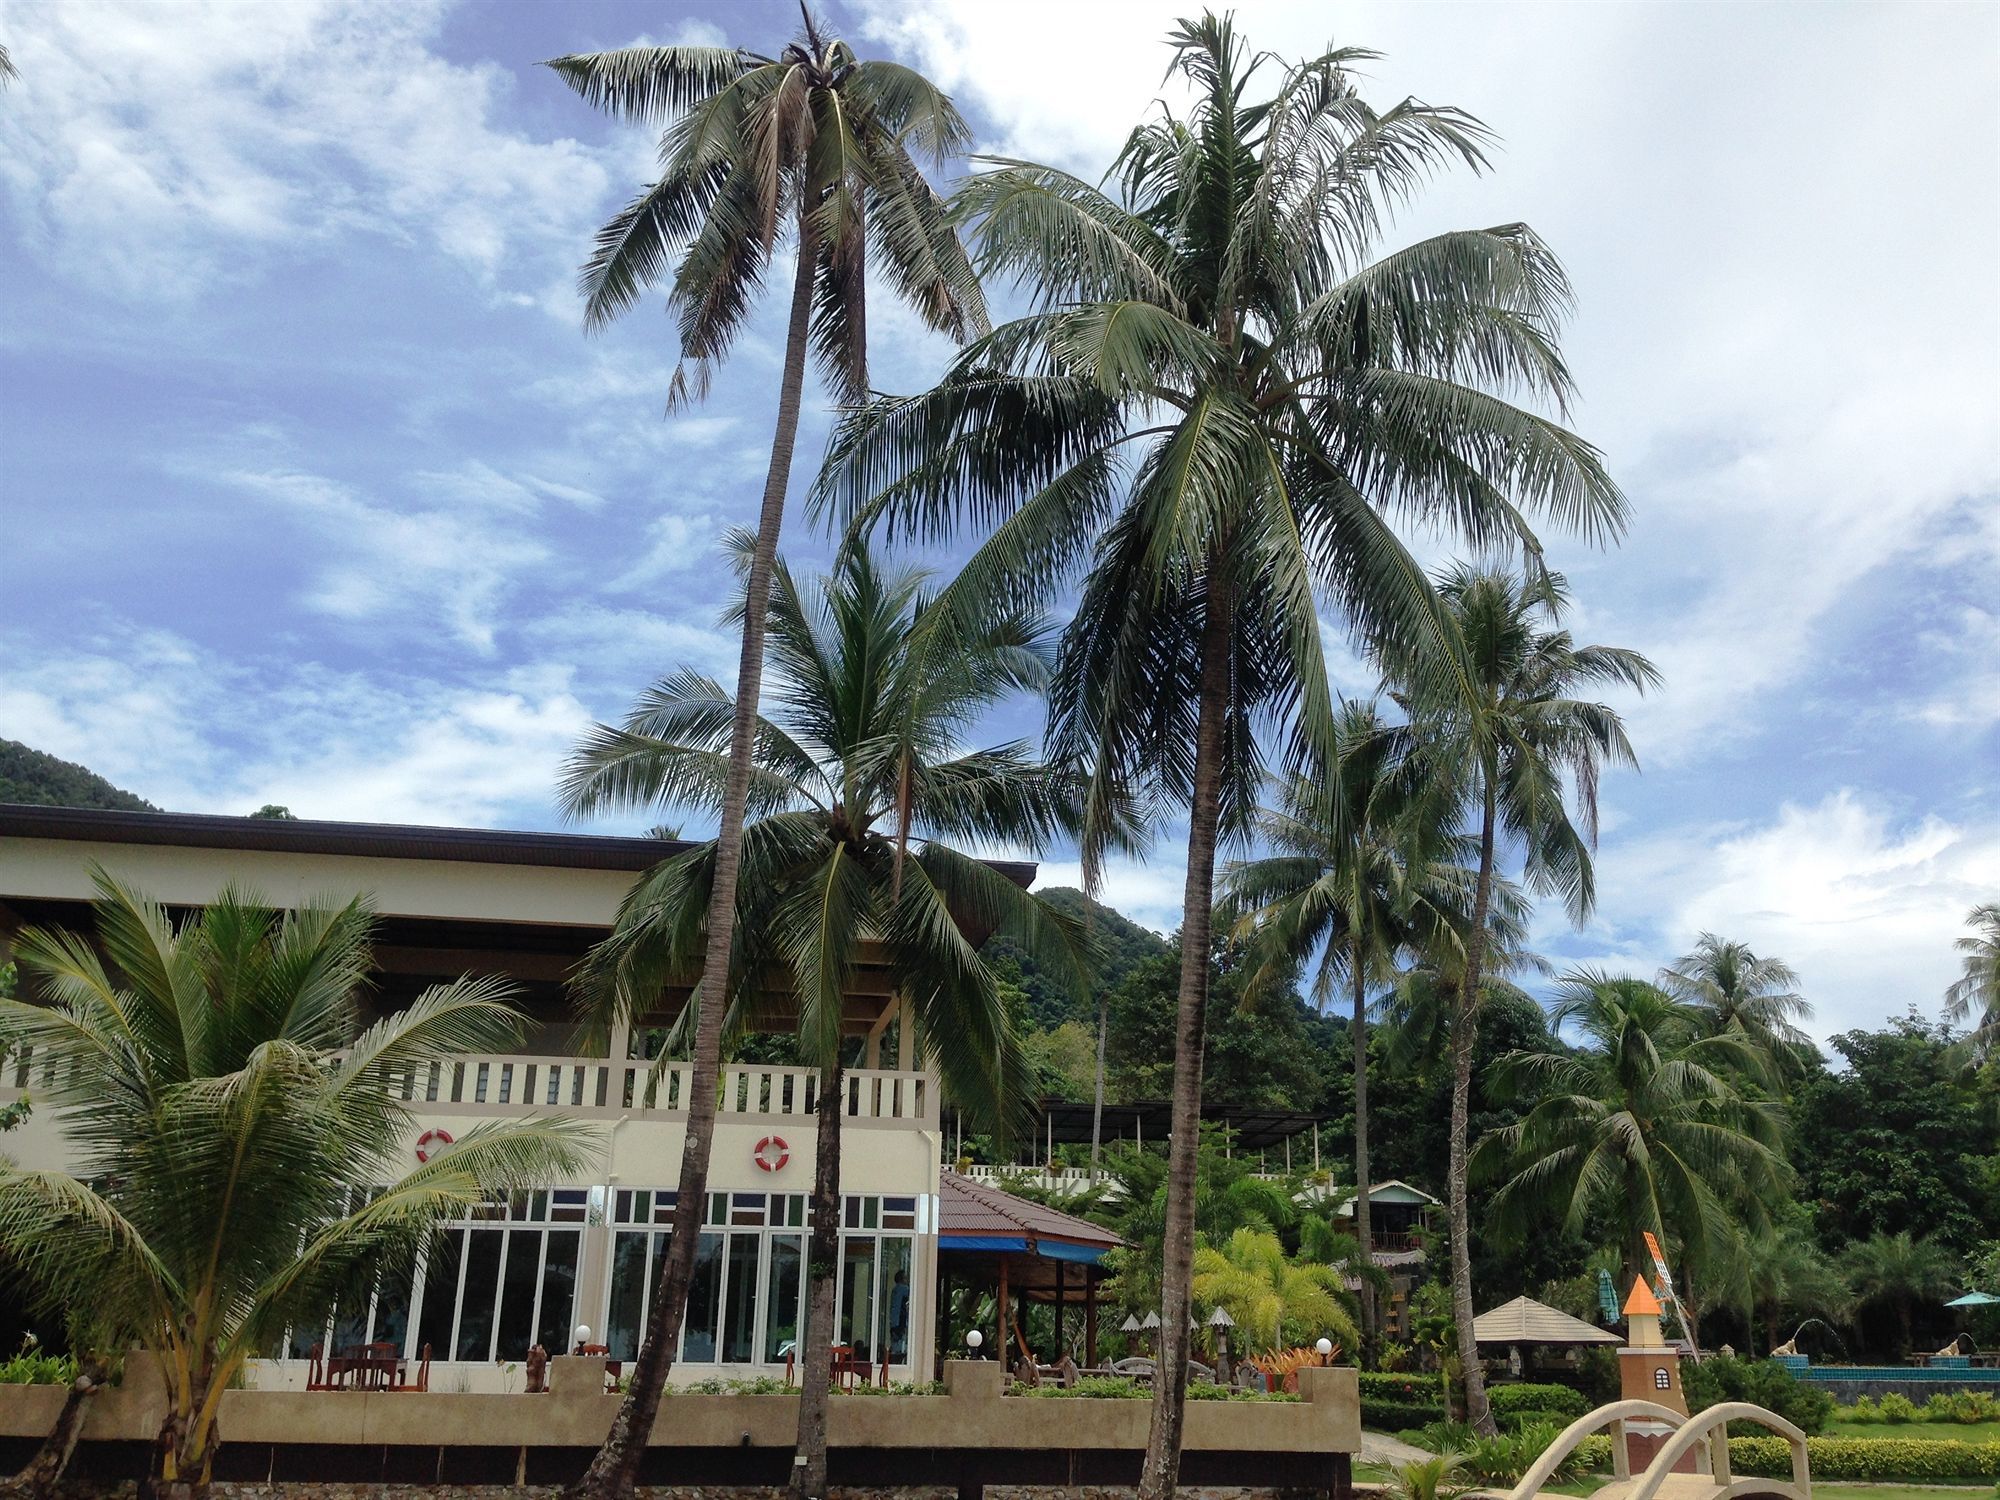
[791,1058,846,1500]
[1138,562,1231,1500]
[1449,778,1497,1436]
[1091,990,1108,1177]
[5,1353,108,1500]
[570,209,822,1500]
[1351,946,1376,1361]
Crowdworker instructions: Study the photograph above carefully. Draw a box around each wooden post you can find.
[996,1254,1009,1357]
[1085,1268,1099,1366]
[1055,1258,1066,1357]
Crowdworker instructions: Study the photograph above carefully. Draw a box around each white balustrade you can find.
[0,1045,931,1124]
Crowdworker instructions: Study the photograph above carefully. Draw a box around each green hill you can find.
[982,885,1170,1030]
[0,739,157,812]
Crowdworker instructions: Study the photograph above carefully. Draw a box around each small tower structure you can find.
[1618,1275,1689,1472]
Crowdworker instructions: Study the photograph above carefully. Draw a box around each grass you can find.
[1815,1487,1996,1500]
[1823,1418,2000,1444]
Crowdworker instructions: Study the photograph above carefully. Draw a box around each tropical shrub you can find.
[1924,1390,1998,1423]
[1387,1453,1470,1500]
[1462,1421,1587,1486]
[1682,1354,1834,1435]
[1487,1382,1591,1419]
[1730,1436,2000,1482]
[1879,1391,1920,1423]
[1407,1421,1476,1454]
[1842,1395,1883,1423]
[0,1350,76,1386]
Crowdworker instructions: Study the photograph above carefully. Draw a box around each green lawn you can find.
[1823,1418,2000,1444]
[1815,1487,1994,1500]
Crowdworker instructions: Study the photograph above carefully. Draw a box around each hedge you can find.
[1488,1383,1591,1420]
[1359,1371,1447,1403]
[1363,1396,1449,1430]
[1728,1436,2000,1483]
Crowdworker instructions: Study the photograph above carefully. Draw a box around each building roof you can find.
[0,804,1043,887]
[1623,1275,1663,1318]
[938,1171,1124,1264]
[1336,1179,1440,1214]
[1472,1295,1622,1347]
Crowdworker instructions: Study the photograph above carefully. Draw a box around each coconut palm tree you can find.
[1221,701,1467,1353]
[1711,1220,1851,1355]
[1661,934,1813,1081]
[559,537,1092,1500]
[1474,973,1788,1317]
[0,872,588,1498]
[1944,902,2000,1061]
[815,18,1627,1489]
[1409,564,1656,1431]
[1841,1230,1960,1358]
[544,23,985,1492]
[1193,1227,1359,1356]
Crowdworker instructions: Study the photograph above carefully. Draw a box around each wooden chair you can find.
[305,1343,333,1392]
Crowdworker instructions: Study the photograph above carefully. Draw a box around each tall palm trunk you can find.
[1351,947,1376,1359]
[1138,565,1231,1500]
[792,1058,846,1500]
[1091,991,1108,1177]
[571,210,822,1500]
[1448,778,1497,1436]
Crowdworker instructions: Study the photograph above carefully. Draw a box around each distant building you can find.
[0,805,1036,1388]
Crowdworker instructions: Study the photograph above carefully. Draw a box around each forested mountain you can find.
[0,739,156,811]
[984,886,1170,1030]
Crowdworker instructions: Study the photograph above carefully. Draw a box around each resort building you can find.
[0,805,1027,1389]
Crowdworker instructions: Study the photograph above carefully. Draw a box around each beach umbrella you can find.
[1142,1311,1161,1329]
[1120,1313,1142,1333]
[1946,1291,2000,1307]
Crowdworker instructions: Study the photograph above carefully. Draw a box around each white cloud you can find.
[208,465,550,654]
[0,0,612,299]
[1032,856,1185,937]
[0,622,591,826]
[858,0,2000,769]
[1580,790,2000,1043]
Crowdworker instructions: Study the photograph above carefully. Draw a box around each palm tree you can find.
[1711,1220,1850,1355]
[0,872,587,1497]
[815,19,1626,1491]
[1412,564,1656,1431]
[1192,1227,1359,1356]
[1841,1230,1960,1358]
[1661,933,1813,1080]
[1944,902,2000,1060]
[559,538,1088,1500]
[1474,973,1788,1319]
[544,23,985,1494]
[1222,701,1467,1354]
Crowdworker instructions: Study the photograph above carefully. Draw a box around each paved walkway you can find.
[1360,1429,1434,1465]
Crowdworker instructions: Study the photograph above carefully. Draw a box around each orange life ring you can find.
[415,1127,454,1163]
[753,1134,790,1172]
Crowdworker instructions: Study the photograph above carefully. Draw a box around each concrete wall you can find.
[0,1358,1361,1492]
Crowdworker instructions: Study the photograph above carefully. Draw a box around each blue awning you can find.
[939,1234,1109,1265]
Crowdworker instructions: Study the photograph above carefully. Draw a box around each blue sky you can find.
[1,0,1995,1045]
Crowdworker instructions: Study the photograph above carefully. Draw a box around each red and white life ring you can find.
[415,1127,455,1163]
[752,1134,790,1173]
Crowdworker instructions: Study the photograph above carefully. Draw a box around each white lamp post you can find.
[967,1329,984,1358]
[1314,1336,1333,1364]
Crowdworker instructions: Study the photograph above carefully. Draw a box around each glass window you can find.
[840,1235,877,1360]
[455,1229,504,1359]
[764,1234,803,1363]
[682,1232,723,1362]
[722,1233,761,1362]
[415,1230,461,1361]
[496,1230,542,1360]
[606,1232,651,1360]
[374,1272,411,1354]
[882,1197,917,1231]
[878,1237,913,1363]
[538,1231,580,1353]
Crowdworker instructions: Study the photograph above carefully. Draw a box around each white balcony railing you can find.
[1,1048,933,1126]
